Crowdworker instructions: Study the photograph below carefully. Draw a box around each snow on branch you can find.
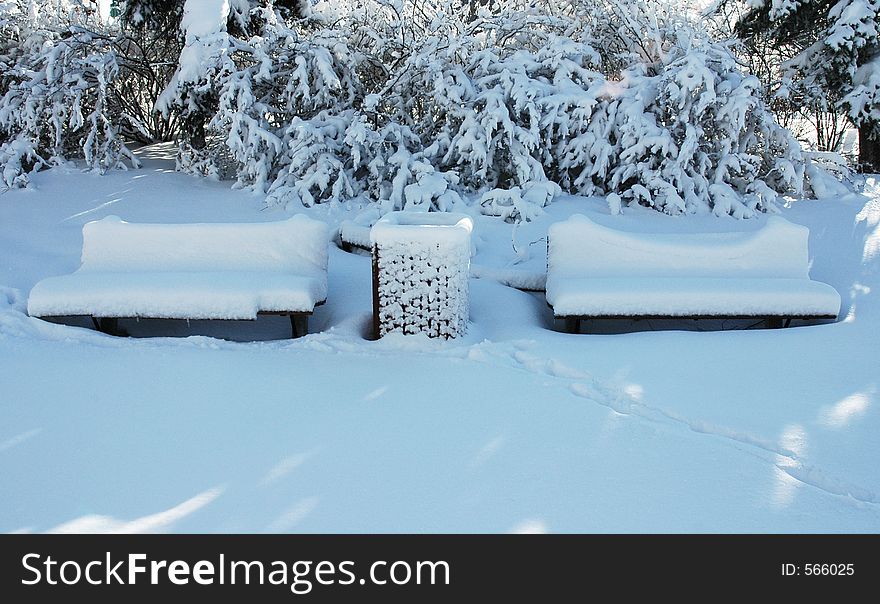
[0,23,140,188]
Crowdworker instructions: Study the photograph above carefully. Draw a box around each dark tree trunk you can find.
[858,122,880,173]
[184,113,207,150]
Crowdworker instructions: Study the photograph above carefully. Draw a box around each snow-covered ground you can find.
[1,145,878,533]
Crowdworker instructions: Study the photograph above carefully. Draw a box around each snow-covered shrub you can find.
[383,8,604,197]
[266,111,359,207]
[0,0,814,218]
[265,113,464,211]
[373,124,465,213]
[595,40,804,217]
[0,0,186,187]
[0,24,140,187]
[388,10,571,214]
[172,0,809,219]
[375,1,804,217]
[480,181,561,222]
[212,10,367,198]
[558,1,806,217]
[204,6,466,211]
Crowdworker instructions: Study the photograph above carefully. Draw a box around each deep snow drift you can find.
[0,145,878,533]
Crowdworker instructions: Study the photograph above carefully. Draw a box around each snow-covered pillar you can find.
[370,212,473,339]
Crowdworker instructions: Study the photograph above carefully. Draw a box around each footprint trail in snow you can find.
[493,344,880,508]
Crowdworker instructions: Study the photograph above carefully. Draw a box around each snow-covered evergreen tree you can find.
[736,0,880,170]
[154,0,236,175]
[383,8,601,190]
[590,15,804,216]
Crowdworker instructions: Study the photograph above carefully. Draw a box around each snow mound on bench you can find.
[546,214,841,318]
[79,215,327,275]
[28,215,328,319]
[28,272,325,319]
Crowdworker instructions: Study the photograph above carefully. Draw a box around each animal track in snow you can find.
[507,346,880,507]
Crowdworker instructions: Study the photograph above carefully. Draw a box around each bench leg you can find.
[97,317,120,335]
[564,317,580,334]
[290,314,308,338]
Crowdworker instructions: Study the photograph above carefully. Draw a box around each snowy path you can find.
[1,152,878,532]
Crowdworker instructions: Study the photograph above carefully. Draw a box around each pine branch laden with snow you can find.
[213,12,369,202]
[832,1,880,128]
[592,38,805,217]
[0,24,140,188]
[748,1,880,145]
[767,0,806,21]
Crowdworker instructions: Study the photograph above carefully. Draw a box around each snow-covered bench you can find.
[546,214,841,333]
[27,215,328,337]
